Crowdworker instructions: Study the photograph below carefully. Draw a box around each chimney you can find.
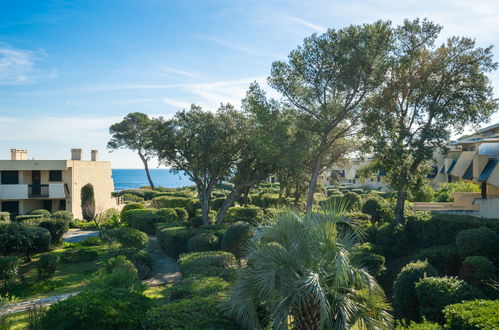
[10,149,28,160]
[91,150,99,161]
[71,148,82,160]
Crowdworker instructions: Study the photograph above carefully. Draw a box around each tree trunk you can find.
[292,294,321,330]
[306,156,322,213]
[395,190,407,224]
[199,190,211,225]
[138,152,155,189]
[216,185,245,224]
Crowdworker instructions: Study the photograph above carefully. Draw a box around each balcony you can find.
[0,184,69,200]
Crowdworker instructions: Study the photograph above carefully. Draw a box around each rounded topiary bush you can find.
[393,260,438,322]
[178,251,236,279]
[39,219,69,245]
[460,256,497,291]
[51,210,73,222]
[187,233,220,252]
[170,276,230,300]
[456,227,498,259]
[221,222,254,259]
[415,276,483,324]
[41,288,151,330]
[443,299,499,330]
[375,223,409,259]
[413,244,460,276]
[226,206,263,225]
[105,227,148,248]
[342,192,362,211]
[37,254,60,279]
[361,198,384,223]
[29,209,51,218]
[174,208,189,222]
[120,202,145,223]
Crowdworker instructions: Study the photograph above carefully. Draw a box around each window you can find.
[49,170,62,182]
[1,171,19,184]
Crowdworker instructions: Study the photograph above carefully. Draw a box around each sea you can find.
[112,169,193,191]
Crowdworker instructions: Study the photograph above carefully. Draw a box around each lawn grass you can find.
[3,244,114,301]
[1,311,29,330]
[143,283,173,305]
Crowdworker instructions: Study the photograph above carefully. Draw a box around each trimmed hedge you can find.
[187,233,220,252]
[352,249,386,279]
[151,196,199,216]
[415,276,483,324]
[178,251,236,279]
[221,222,254,259]
[406,213,499,248]
[120,202,145,223]
[456,227,498,259]
[460,256,497,294]
[142,294,239,330]
[361,198,384,223]
[41,288,152,330]
[157,226,225,259]
[37,254,59,279]
[343,192,362,211]
[174,208,189,222]
[170,276,230,300]
[375,223,410,259]
[413,245,460,276]
[51,211,73,221]
[105,227,148,248]
[226,206,263,225]
[393,260,438,322]
[39,219,68,245]
[29,209,51,218]
[443,300,499,330]
[125,208,183,234]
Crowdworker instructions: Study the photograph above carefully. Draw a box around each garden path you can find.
[142,236,182,286]
[0,292,79,316]
[63,229,99,243]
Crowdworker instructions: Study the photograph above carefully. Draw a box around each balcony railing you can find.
[28,184,49,198]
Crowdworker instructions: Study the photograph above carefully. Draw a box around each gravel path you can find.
[142,236,182,286]
[63,229,99,243]
[0,292,79,316]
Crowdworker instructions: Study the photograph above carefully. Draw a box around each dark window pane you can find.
[1,171,19,184]
[49,170,62,181]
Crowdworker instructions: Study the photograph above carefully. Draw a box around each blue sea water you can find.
[112,169,192,191]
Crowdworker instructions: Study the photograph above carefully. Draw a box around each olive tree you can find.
[268,21,392,212]
[362,19,497,223]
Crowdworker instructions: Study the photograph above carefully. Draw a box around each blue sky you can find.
[1,0,498,168]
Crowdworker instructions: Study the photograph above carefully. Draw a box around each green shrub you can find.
[170,276,230,300]
[226,206,263,225]
[0,212,10,222]
[456,227,498,259]
[460,256,497,290]
[37,254,60,279]
[120,202,145,223]
[221,222,254,259]
[405,213,499,248]
[254,193,280,208]
[352,250,386,279]
[435,182,480,202]
[415,276,483,323]
[157,227,201,258]
[0,223,50,256]
[414,245,460,276]
[29,226,52,253]
[61,248,99,263]
[142,294,238,330]
[343,192,362,211]
[51,211,73,221]
[41,288,151,330]
[396,320,442,329]
[443,299,499,330]
[393,260,438,322]
[179,251,236,279]
[125,208,169,234]
[29,209,51,218]
[174,207,189,221]
[151,196,199,216]
[39,219,68,245]
[105,227,148,248]
[376,223,410,259]
[411,184,435,202]
[110,248,154,280]
[211,197,226,211]
[79,236,101,246]
[0,256,20,285]
[14,214,44,223]
[187,233,220,252]
[362,198,384,223]
[122,193,144,202]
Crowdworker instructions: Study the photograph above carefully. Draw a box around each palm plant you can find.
[223,206,393,329]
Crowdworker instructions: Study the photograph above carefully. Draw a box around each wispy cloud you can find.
[160,66,202,79]
[198,35,282,59]
[0,45,57,85]
[280,13,326,33]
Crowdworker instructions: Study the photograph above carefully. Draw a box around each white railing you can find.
[0,184,66,200]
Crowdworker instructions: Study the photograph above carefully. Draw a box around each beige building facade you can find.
[0,149,117,219]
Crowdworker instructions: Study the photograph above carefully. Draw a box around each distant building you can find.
[324,158,389,189]
[0,149,117,219]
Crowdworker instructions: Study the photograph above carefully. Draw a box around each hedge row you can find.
[156,226,225,259]
[125,208,188,234]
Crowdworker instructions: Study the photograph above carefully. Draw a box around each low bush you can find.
[126,208,180,234]
[187,233,220,252]
[120,202,145,224]
[170,276,230,300]
[376,223,410,259]
[395,320,442,329]
[157,227,201,258]
[361,198,384,223]
[29,226,52,253]
[37,254,60,279]
[413,245,460,276]
[41,288,152,330]
[29,209,51,218]
[151,196,199,216]
[221,222,254,259]
[443,299,499,330]
[174,207,189,222]
[0,212,10,222]
[393,260,438,322]
[61,248,99,263]
[0,256,20,285]
[406,213,499,248]
[39,219,68,245]
[460,256,497,292]
[456,227,498,259]
[14,214,44,224]
[435,181,480,202]
[415,276,483,323]
[79,236,101,246]
[51,211,73,221]
[179,251,236,279]
[142,294,238,330]
[105,227,148,248]
[122,193,144,203]
[253,193,280,208]
[226,206,263,225]
[343,192,362,211]
[110,248,154,280]
[351,249,386,279]
[0,223,50,256]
